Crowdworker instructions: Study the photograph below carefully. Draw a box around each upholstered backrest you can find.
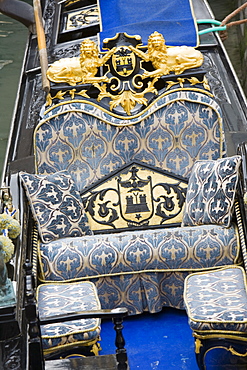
[35,91,225,192]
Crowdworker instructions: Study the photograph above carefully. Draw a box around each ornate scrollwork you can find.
[46,31,206,115]
[95,78,158,115]
[81,164,187,232]
[83,189,120,229]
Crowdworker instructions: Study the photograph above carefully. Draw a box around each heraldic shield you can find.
[81,162,188,234]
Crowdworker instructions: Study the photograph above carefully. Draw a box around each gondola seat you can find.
[19,85,245,315]
[184,266,247,370]
[20,154,243,315]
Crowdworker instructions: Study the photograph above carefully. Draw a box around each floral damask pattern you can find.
[38,224,240,314]
[184,267,247,332]
[37,281,101,352]
[182,156,241,227]
[35,91,225,191]
[20,171,92,243]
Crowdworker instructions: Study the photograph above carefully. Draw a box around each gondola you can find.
[1,1,247,369]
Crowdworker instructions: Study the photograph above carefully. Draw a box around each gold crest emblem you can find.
[112,47,136,77]
[118,167,153,226]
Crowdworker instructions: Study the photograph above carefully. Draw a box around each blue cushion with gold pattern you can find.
[38,224,240,314]
[20,171,92,243]
[182,156,241,228]
[38,224,240,282]
[37,281,101,354]
[184,267,247,333]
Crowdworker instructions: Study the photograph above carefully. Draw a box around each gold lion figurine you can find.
[130,31,203,78]
[47,39,116,86]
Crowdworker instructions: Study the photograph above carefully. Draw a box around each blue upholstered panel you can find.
[37,281,101,353]
[184,267,247,333]
[38,224,240,314]
[35,91,225,191]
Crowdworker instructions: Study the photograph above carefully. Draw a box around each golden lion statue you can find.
[47,39,115,86]
[130,31,203,77]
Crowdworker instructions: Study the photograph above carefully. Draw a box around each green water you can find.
[0,1,245,178]
[0,11,29,178]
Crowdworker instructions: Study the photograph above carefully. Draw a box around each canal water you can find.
[0,0,245,177]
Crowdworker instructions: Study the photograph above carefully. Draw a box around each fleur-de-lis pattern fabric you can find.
[184,267,247,332]
[35,91,225,192]
[38,224,240,314]
[182,156,241,228]
[20,171,92,243]
[37,281,101,353]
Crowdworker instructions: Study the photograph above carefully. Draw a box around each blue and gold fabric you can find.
[35,91,225,191]
[20,171,92,243]
[38,224,240,314]
[37,281,101,355]
[182,156,241,228]
[184,266,247,333]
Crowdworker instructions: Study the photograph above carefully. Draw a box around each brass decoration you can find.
[228,346,247,357]
[47,32,206,115]
[129,31,203,78]
[81,163,187,233]
[46,89,89,106]
[166,77,210,91]
[195,339,203,354]
[47,39,115,86]
[95,79,158,116]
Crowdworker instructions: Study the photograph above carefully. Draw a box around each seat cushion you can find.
[20,171,92,243]
[184,266,247,333]
[37,281,101,354]
[182,156,241,228]
[38,224,240,282]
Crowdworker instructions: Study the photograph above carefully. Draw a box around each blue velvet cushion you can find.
[184,267,247,333]
[37,281,101,353]
[182,156,241,227]
[20,171,92,243]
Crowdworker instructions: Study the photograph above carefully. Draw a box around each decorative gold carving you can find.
[129,31,203,78]
[95,79,158,115]
[166,77,210,91]
[46,32,206,115]
[195,339,203,354]
[112,47,136,77]
[228,346,247,357]
[46,89,90,106]
[47,39,115,86]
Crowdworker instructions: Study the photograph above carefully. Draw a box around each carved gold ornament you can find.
[47,39,115,86]
[129,31,203,77]
[95,79,158,115]
[46,32,206,115]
